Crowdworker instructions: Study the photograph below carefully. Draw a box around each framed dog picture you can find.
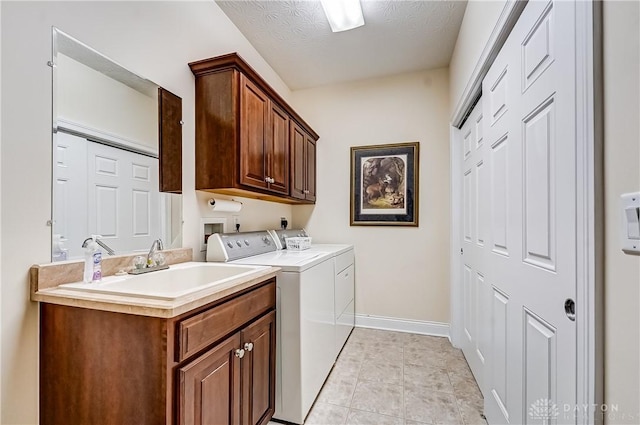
[350,142,419,226]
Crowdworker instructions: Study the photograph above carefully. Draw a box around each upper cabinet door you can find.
[158,87,182,193]
[268,103,290,195]
[290,123,306,200]
[240,75,268,190]
[290,122,316,202]
[305,138,316,202]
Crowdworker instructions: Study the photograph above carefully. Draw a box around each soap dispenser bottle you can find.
[82,235,103,283]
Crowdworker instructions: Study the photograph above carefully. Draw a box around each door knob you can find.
[234,348,245,358]
[244,342,254,352]
[564,298,576,321]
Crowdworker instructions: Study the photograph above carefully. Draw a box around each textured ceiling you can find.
[216,0,467,90]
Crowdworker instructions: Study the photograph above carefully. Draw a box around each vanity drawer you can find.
[177,280,275,362]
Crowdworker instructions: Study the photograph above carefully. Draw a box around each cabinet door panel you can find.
[290,123,306,200]
[240,76,268,189]
[241,311,276,425]
[179,334,241,425]
[268,103,290,194]
[306,138,316,202]
[158,87,182,193]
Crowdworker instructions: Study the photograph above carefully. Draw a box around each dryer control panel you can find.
[206,231,277,262]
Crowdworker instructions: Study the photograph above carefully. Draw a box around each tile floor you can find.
[272,327,486,425]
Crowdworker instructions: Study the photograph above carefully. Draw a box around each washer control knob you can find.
[244,240,250,246]
[236,240,242,247]
[227,242,233,249]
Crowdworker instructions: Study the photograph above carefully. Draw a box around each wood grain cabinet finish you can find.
[290,122,316,202]
[189,53,317,204]
[240,311,276,425]
[179,334,242,425]
[158,87,183,193]
[40,279,276,425]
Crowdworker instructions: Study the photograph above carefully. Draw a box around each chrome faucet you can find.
[147,238,164,266]
[82,236,115,256]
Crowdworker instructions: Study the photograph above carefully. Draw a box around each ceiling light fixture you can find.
[320,0,365,33]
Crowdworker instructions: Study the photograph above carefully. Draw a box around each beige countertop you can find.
[32,264,280,318]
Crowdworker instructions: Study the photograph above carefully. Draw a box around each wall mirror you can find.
[51,27,182,262]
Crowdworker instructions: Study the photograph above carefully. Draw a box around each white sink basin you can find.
[59,262,270,300]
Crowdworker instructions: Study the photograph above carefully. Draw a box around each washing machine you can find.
[206,230,354,424]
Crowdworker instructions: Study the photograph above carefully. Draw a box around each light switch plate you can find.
[621,192,640,255]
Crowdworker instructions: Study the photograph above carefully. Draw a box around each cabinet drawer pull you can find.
[234,348,245,359]
[244,342,254,352]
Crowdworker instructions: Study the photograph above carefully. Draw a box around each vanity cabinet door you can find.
[158,87,182,193]
[240,311,276,425]
[178,334,242,425]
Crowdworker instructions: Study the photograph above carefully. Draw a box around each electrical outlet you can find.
[231,215,240,232]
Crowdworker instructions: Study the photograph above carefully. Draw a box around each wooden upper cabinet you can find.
[158,87,182,193]
[189,53,318,204]
[305,138,316,202]
[290,122,316,202]
[268,102,290,195]
[240,76,269,190]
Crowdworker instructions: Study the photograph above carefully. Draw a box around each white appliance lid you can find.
[230,250,332,272]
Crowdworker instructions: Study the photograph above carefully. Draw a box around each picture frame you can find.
[350,142,419,226]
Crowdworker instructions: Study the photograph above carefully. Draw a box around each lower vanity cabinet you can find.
[178,311,276,425]
[39,279,276,425]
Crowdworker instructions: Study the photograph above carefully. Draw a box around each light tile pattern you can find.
[273,328,486,425]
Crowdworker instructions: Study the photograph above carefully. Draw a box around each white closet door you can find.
[460,97,489,391]
[482,1,577,424]
[54,131,88,260]
[87,141,160,254]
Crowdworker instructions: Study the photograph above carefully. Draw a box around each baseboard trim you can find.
[355,314,450,338]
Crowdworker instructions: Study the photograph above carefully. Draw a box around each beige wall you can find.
[603,1,640,422]
[57,53,158,149]
[0,2,291,422]
[291,69,451,323]
[448,0,505,116]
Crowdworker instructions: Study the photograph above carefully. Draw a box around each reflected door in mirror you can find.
[54,132,161,260]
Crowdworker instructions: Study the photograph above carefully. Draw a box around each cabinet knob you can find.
[234,348,245,359]
[265,177,274,184]
[244,342,254,352]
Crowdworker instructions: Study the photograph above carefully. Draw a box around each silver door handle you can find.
[244,342,254,352]
[564,299,576,321]
[234,348,245,358]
